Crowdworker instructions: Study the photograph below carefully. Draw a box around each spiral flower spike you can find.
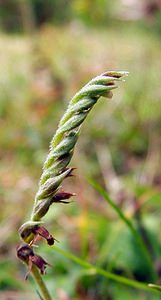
[17,71,128,300]
[18,70,128,254]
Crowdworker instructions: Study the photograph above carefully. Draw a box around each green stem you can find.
[53,246,159,293]
[148,284,161,293]
[31,266,53,300]
[89,180,157,281]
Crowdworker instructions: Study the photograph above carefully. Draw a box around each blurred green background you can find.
[0,1,161,299]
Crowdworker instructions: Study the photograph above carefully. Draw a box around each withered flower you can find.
[51,191,76,204]
[33,189,75,220]
[30,253,49,275]
[17,244,49,276]
[32,225,56,246]
[19,222,56,246]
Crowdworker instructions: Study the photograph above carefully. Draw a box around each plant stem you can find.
[31,266,53,300]
[53,246,159,294]
[90,180,157,281]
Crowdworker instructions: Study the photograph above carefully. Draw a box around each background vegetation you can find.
[0,1,161,299]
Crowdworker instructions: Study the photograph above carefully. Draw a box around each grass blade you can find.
[53,246,158,293]
[148,284,161,292]
[89,179,157,281]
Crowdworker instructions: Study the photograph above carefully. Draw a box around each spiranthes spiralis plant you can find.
[17,71,128,300]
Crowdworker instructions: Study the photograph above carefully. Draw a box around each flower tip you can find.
[51,191,76,204]
[121,71,129,77]
[103,70,129,79]
[66,167,76,177]
[47,236,55,246]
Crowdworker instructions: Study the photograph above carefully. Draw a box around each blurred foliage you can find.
[0,1,161,299]
[0,0,161,34]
